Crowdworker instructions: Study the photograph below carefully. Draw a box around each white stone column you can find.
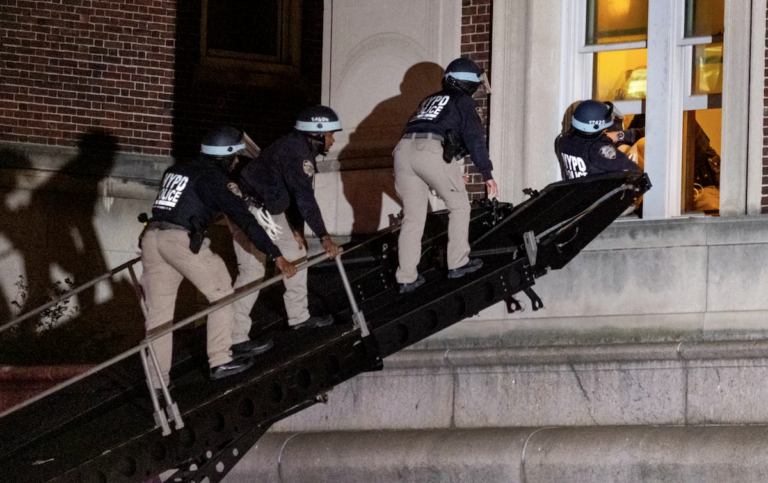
[489,0,563,205]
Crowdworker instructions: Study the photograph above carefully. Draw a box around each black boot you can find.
[290,314,334,330]
[231,339,274,359]
[210,357,254,380]
[448,259,483,279]
[399,274,425,293]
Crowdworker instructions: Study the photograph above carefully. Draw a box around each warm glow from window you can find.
[607,0,631,18]
[587,0,648,45]
[593,49,648,101]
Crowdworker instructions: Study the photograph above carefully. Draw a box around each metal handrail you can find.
[0,250,339,420]
[0,256,142,334]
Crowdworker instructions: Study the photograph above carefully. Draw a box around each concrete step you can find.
[273,339,768,431]
[224,426,768,483]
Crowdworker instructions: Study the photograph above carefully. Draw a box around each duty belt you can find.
[401,132,444,142]
[147,221,189,232]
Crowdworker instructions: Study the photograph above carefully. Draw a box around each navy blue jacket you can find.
[237,131,329,239]
[151,157,282,258]
[559,130,641,179]
[403,86,494,180]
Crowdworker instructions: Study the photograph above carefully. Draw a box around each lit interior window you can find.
[586,0,649,45]
[692,43,723,95]
[684,0,725,38]
[681,109,722,214]
[593,48,648,101]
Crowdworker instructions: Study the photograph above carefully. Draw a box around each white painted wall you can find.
[314,0,462,236]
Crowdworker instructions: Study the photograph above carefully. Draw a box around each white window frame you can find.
[559,0,754,219]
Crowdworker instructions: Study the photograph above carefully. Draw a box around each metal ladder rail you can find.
[0,248,371,426]
[0,230,385,336]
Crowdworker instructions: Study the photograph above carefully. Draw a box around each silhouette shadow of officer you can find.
[0,148,35,327]
[339,62,444,237]
[0,131,119,337]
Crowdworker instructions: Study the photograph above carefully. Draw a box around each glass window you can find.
[681,109,721,214]
[692,43,723,95]
[563,0,738,218]
[684,0,725,38]
[586,0,649,45]
[593,48,648,101]
[206,1,281,59]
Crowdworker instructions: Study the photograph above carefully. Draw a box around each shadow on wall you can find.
[0,131,145,364]
[339,62,444,235]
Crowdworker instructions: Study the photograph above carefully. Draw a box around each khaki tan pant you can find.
[140,229,234,388]
[229,209,309,333]
[394,137,471,284]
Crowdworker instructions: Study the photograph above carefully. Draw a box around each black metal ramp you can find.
[0,172,650,483]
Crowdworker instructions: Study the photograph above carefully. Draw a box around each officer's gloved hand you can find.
[486,179,499,199]
[275,256,297,278]
[321,235,340,259]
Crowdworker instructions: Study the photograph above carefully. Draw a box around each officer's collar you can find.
[294,130,321,157]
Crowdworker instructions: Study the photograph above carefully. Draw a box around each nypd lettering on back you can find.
[563,153,588,179]
[154,173,189,210]
[410,95,450,122]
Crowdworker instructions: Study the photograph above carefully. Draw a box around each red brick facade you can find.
[0,0,176,155]
[0,0,323,158]
[460,0,493,200]
[763,5,768,213]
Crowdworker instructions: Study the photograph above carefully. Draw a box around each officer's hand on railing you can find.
[321,236,340,259]
[275,256,298,278]
[486,179,499,199]
[292,230,307,250]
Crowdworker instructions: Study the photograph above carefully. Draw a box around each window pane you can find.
[684,0,724,38]
[593,49,648,101]
[586,0,648,45]
[692,43,723,95]
[681,109,721,214]
[207,0,280,57]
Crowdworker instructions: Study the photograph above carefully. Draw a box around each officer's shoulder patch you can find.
[599,144,617,160]
[302,159,315,177]
[227,182,243,197]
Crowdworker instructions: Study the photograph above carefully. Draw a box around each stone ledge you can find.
[226,426,768,483]
[388,338,768,368]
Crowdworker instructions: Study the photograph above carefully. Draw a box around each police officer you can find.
[228,106,340,337]
[394,57,498,293]
[140,126,297,390]
[558,100,642,179]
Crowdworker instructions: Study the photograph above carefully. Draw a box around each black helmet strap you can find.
[443,76,480,96]
[299,130,328,156]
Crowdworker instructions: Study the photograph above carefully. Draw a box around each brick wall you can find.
[0,0,176,156]
[460,0,492,200]
[0,0,323,159]
[763,5,768,213]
